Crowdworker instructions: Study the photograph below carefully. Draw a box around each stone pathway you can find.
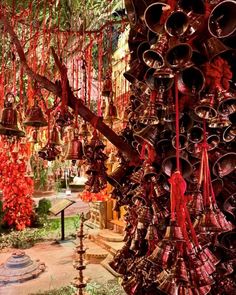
[0,240,115,295]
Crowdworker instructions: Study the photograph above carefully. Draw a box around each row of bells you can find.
[0,96,89,161]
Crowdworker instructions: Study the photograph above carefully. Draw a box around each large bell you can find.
[166,42,192,69]
[162,152,193,179]
[165,10,189,37]
[207,134,220,151]
[0,93,25,137]
[123,59,149,83]
[145,67,174,91]
[202,37,232,61]
[212,152,236,177]
[208,0,236,39]
[144,2,171,34]
[188,126,204,143]
[177,66,205,96]
[143,34,168,69]
[194,94,217,120]
[218,97,236,116]
[24,100,47,128]
[223,125,236,142]
[66,131,83,160]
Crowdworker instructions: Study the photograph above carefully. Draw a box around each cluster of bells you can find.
[0,93,91,162]
[105,1,236,294]
[83,131,108,193]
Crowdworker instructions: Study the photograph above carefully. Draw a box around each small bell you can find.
[173,258,189,283]
[50,125,62,146]
[0,93,25,137]
[66,130,84,160]
[24,99,47,128]
[163,221,185,243]
[158,275,179,295]
[148,242,173,268]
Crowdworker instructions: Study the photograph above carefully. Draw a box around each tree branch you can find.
[0,9,140,164]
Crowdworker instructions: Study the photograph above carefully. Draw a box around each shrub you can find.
[37,198,52,215]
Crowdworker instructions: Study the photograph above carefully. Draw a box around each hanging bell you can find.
[107,163,128,187]
[194,207,223,233]
[162,152,193,179]
[207,134,220,151]
[147,242,173,268]
[202,37,233,62]
[188,191,204,216]
[173,258,189,283]
[178,285,195,295]
[194,94,217,120]
[208,115,231,129]
[178,0,206,15]
[50,125,62,146]
[212,151,236,177]
[66,131,83,160]
[139,101,159,125]
[143,34,168,69]
[172,134,188,150]
[102,75,113,97]
[188,126,204,143]
[145,224,159,241]
[104,99,119,124]
[202,247,220,266]
[165,42,192,69]
[145,67,174,91]
[38,143,60,161]
[123,59,149,84]
[0,93,25,137]
[158,275,179,295]
[218,96,236,116]
[164,10,189,37]
[163,221,185,242]
[24,99,47,128]
[208,0,236,39]
[144,2,171,33]
[134,124,159,148]
[177,66,205,96]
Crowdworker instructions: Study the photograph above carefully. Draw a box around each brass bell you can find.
[164,10,189,37]
[143,34,168,69]
[188,191,204,216]
[178,285,195,295]
[66,131,83,160]
[24,99,47,128]
[134,124,159,148]
[194,207,223,233]
[139,101,159,125]
[178,0,206,15]
[0,93,25,137]
[172,134,188,150]
[162,152,193,179]
[148,242,173,268]
[163,221,185,242]
[130,168,144,184]
[208,115,231,129]
[123,59,149,83]
[143,163,158,180]
[165,42,192,69]
[173,258,189,282]
[194,94,217,120]
[107,163,128,187]
[144,2,171,34]
[104,98,119,124]
[188,126,204,143]
[137,41,150,63]
[50,125,62,146]
[145,67,174,91]
[102,75,112,97]
[208,0,236,39]
[202,247,220,266]
[207,134,220,151]
[212,151,236,177]
[177,66,205,96]
[38,143,60,161]
[202,37,232,62]
[158,275,179,295]
[218,97,236,116]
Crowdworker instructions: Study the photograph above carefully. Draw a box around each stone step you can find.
[90,232,124,256]
[100,254,122,278]
[98,229,124,242]
[83,240,108,264]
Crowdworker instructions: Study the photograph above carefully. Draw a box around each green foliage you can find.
[0,227,47,249]
[86,280,126,295]
[37,198,52,215]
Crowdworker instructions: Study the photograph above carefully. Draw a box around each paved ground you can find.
[0,240,115,295]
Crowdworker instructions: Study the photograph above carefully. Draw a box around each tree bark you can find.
[0,11,140,164]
